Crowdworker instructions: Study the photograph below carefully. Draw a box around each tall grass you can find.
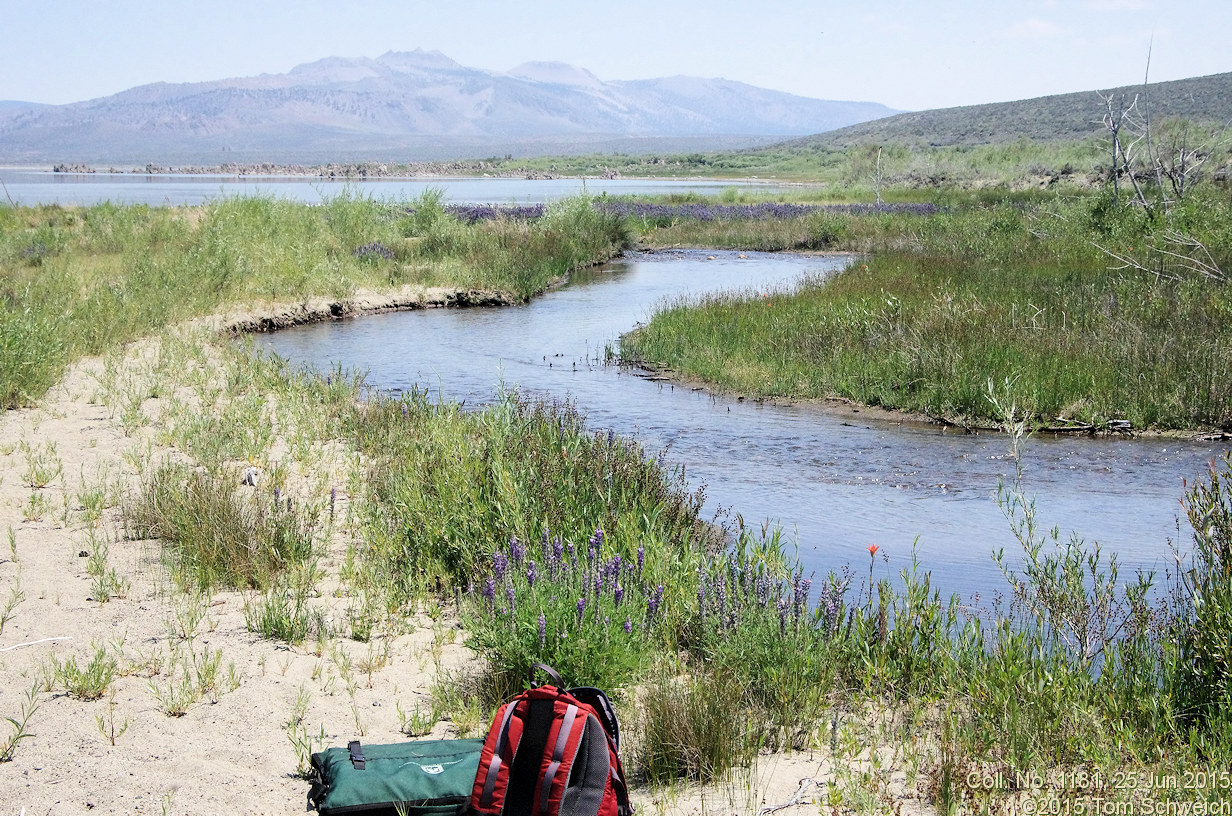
[125,463,320,591]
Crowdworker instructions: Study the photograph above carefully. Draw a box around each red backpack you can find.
[470,665,633,816]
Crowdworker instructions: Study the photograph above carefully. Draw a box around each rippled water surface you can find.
[252,250,1230,599]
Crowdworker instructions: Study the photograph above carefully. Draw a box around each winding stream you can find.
[252,249,1230,600]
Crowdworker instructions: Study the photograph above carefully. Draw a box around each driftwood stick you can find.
[758,778,819,816]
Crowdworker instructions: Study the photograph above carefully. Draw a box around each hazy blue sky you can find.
[4,0,1228,111]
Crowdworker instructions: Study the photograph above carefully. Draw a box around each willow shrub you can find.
[1172,453,1232,753]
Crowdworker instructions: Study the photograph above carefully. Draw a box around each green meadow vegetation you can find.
[0,191,628,409]
[2,121,1232,812]
[622,187,1232,432]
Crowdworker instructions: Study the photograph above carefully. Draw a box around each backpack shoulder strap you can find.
[566,688,633,816]
[565,686,621,751]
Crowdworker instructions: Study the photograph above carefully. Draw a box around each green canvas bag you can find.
[308,737,484,815]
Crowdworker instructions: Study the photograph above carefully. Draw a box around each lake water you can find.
[0,168,791,207]
[251,249,1231,601]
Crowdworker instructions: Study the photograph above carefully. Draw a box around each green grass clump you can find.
[125,463,319,591]
[244,580,321,645]
[635,669,757,784]
[53,643,119,701]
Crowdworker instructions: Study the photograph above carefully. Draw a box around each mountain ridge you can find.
[786,70,1232,148]
[0,50,899,164]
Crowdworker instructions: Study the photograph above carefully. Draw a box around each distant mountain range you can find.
[0,50,899,165]
[792,71,1232,148]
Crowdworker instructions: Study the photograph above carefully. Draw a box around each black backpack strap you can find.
[307,751,328,811]
[506,698,555,810]
[529,663,565,689]
[347,740,366,770]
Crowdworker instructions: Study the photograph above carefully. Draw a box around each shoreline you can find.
[214,260,1231,442]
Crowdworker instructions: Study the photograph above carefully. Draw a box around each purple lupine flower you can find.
[795,577,812,617]
[526,560,538,589]
[492,550,508,582]
[778,599,789,635]
[637,546,644,579]
[697,580,707,615]
[756,573,770,607]
[273,487,281,505]
[716,578,727,621]
[607,428,615,446]
[614,584,624,608]
[506,585,516,613]
[594,572,603,596]
[587,529,603,565]
[647,584,664,622]
[401,402,408,417]
[509,536,525,566]
[482,578,496,610]
[576,597,586,627]
[538,612,547,649]
[624,617,633,635]
[820,581,843,636]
